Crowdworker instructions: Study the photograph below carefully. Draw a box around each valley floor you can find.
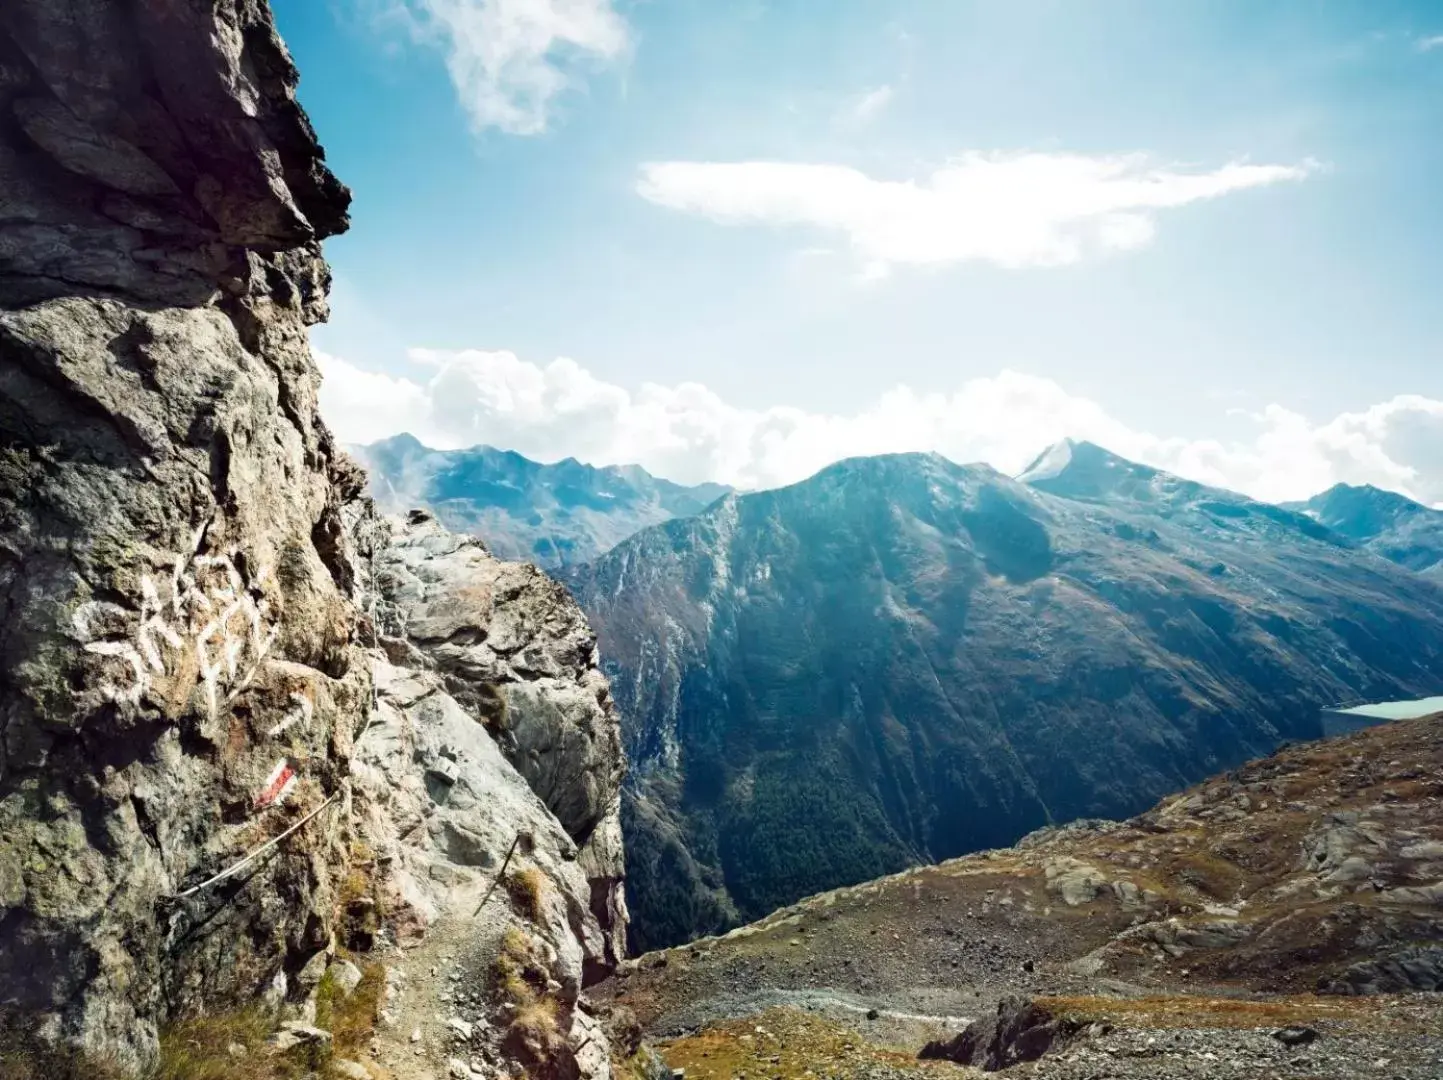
[597,716,1443,1078]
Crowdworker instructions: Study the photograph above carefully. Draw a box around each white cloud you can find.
[1418,35,1443,52]
[317,348,1443,506]
[397,0,628,134]
[842,84,895,124]
[636,152,1316,273]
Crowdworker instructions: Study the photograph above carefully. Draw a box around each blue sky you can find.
[274,0,1443,503]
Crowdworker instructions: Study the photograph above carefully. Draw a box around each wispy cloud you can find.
[635,152,1317,276]
[842,84,895,124]
[1418,34,1443,52]
[318,349,1443,506]
[397,0,628,135]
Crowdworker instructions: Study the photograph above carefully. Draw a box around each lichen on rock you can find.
[0,0,365,1069]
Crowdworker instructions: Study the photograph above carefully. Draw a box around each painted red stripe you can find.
[255,763,295,808]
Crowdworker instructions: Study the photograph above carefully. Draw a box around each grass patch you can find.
[659,1008,951,1080]
[152,1010,310,1080]
[492,927,542,1004]
[491,927,566,1072]
[148,962,388,1080]
[314,962,387,1072]
[0,1018,127,1080]
[337,847,386,952]
[506,867,549,921]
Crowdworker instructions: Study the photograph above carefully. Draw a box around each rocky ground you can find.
[597,716,1443,1077]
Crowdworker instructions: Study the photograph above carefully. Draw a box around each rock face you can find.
[0,5,630,1077]
[0,0,361,1068]
[339,504,627,1079]
[351,508,627,975]
[570,446,1443,949]
[353,434,731,567]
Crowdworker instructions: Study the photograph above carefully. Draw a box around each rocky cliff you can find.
[340,503,631,1080]
[0,0,361,1066]
[0,5,630,1078]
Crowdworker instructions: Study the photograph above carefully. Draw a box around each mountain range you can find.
[1288,480,1443,580]
[351,433,731,566]
[566,440,1443,950]
[351,434,1443,952]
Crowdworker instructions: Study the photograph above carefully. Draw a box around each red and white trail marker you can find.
[255,758,296,810]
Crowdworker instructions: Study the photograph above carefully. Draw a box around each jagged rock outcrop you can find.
[351,507,627,964]
[343,505,628,1078]
[0,0,363,1069]
[373,511,624,854]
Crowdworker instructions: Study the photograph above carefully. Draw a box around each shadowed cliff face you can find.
[0,1,360,1067]
[570,449,1443,951]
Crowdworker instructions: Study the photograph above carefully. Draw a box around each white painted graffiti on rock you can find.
[267,692,314,738]
[72,524,278,715]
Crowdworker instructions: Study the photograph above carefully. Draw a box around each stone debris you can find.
[268,1023,333,1054]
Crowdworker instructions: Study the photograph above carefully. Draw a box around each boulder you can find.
[1320,946,1443,995]
[1044,858,1108,906]
[268,1022,333,1053]
[918,996,1077,1071]
[329,960,365,998]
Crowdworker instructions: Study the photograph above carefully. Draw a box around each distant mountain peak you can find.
[1016,438,1078,483]
[1294,484,1443,575]
[350,438,732,567]
[1017,439,1163,501]
[1311,481,1424,513]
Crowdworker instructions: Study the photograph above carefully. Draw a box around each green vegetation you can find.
[621,793,735,953]
[718,760,913,922]
[152,1010,309,1080]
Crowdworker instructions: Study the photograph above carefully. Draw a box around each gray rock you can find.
[1321,946,1443,994]
[370,513,623,847]
[297,950,332,993]
[332,1060,372,1080]
[0,0,362,1071]
[1273,1027,1319,1047]
[268,1022,333,1053]
[328,959,365,998]
[919,995,1078,1070]
[1045,859,1108,906]
[351,511,627,972]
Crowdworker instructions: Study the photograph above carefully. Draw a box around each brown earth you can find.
[597,716,1443,1078]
